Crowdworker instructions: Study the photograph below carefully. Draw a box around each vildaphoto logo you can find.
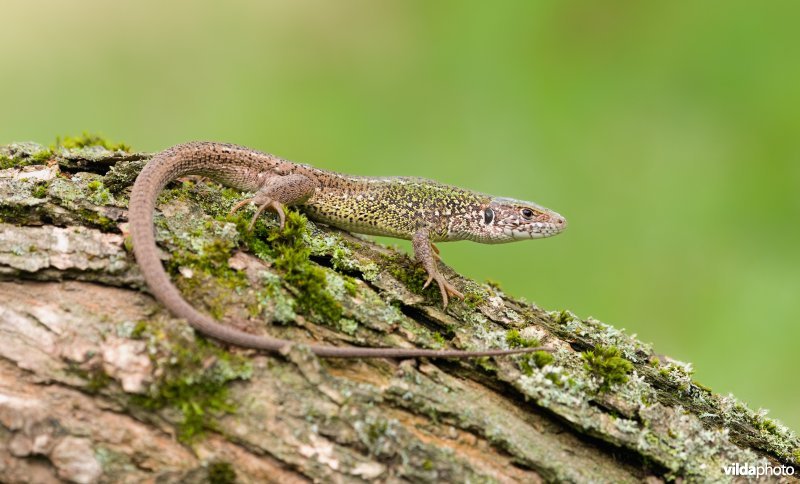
[722,462,795,477]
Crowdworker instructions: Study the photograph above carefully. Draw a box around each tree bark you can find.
[0,141,797,483]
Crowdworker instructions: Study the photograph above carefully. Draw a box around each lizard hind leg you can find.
[230,173,316,231]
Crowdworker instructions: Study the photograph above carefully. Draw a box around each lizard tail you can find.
[129,142,548,358]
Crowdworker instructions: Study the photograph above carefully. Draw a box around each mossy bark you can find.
[0,142,798,483]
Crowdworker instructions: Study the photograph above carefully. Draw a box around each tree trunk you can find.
[0,141,797,483]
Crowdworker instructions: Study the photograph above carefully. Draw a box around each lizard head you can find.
[474,197,567,243]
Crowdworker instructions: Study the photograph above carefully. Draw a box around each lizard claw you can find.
[423,271,464,309]
[249,199,285,231]
[229,197,254,216]
[229,197,286,231]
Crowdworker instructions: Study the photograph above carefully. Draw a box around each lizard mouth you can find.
[512,213,567,240]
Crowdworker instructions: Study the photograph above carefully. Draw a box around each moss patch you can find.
[516,350,554,376]
[31,181,50,199]
[463,291,486,309]
[167,235,248,320]
[0,146,53,169]
[582,345,634,392]
[236,209,344,326]
[130,321,252,443]
[77,208,117,232]
[54,132,131,152]
[506,329,540,348]
[383,254,428,295]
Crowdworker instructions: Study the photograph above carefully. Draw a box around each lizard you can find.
[128,141,567,358]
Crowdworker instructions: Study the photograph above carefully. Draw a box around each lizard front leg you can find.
[412,228,464,308]
[229,173,316,230]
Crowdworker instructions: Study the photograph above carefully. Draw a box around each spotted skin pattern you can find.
[129,141,566,358]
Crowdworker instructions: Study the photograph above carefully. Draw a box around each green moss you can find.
[505,329,540,348]
[342,276,358,297]
[583,345,634,392]
[517,358,535,376]
[463,292,486,309]
[431,332,447,346]
[474,356,498,374]
[384,254,428,295]
[85,178,113,205]
[532,350,554,368]
[0,148,52,169]
[168,239,249,320]
[130,321,149,339]
[30,149,54,163]
[207,461,237,484]
[544,371,564,386]
[692,380,713,393]
[31,181,50,199]
[78,209,117,232]
[54,132,131,152]
[236,209,343,325]
[755,416,779,433]
[793,448,800,463]
[485,279,503,291]
[517,350,555,376]
[130,321,252,443]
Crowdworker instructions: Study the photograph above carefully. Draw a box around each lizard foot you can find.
[423,270,464,309]
[229,197,286,231]
[250,199,285,231]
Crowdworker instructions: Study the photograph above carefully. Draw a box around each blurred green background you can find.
[2,1,798,430]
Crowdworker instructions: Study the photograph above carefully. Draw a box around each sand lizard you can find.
[129,142,567,358]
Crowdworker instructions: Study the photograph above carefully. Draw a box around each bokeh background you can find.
[2,1,798,430]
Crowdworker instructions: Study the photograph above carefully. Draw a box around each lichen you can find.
[582,345,634,392]
[103,159,148,193]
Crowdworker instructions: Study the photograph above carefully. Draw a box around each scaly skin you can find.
[129,142,567,358]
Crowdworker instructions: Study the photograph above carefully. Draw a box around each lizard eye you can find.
[521,208,534,219]
[484,207,494,225]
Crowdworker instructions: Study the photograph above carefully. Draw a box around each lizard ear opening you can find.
[484,207,494,225]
